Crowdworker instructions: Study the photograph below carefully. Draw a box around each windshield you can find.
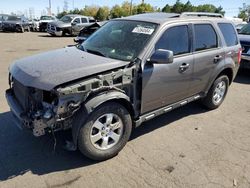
[40,16,54,20]
[60,15,73,23]
[81,20,157,61]
[7,16,21,21]
[239,24,250,35]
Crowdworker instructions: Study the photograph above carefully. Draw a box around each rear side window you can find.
[156,25,190,56]
[81,18,88,23]
[194,24,217,51]
[218,23,238,46]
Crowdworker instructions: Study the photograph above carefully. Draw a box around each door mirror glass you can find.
[149,49,173,64]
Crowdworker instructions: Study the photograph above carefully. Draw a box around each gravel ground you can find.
[0,32,250,188]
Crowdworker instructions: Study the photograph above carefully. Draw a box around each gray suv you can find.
[6,12,241,161]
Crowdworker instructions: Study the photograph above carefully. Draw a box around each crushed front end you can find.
[5,76,78,137]
[5,65,136,137]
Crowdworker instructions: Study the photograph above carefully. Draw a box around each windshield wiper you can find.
[86,49,107,57]
[238,32,250,35]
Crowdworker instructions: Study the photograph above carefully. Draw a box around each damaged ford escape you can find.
[6,12,241,161]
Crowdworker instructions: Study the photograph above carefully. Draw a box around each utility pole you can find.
[63,0,69,12]
[130,0,133,15]
[48,0,52,15]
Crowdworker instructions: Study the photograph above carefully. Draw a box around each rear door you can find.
[217,23,240,68]
[141,24,194,114]
[188,23,225,96]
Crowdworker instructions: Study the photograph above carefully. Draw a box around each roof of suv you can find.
[66,14,90,18]
[120,12,226,25]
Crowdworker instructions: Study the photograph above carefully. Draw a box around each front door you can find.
[141,24,194,114]
[72,17,82,34]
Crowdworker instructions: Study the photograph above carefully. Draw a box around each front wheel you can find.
[77,102,132,161]
[202,75,229,110]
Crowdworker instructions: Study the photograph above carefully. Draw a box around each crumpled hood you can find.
[238,34,250,43]
[10,47,129,91]
[49,21,71,28]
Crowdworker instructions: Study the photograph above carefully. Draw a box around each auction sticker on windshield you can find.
[132,26,154,35]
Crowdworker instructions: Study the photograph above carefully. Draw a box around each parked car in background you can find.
[47,14,95,36]
[6,12,241,161]
[29,19,40,31]
[2,15,30,32]
[238,23,250,69]
[235,23,247,33]
[0,14,8,31]
[39,15,56,32]
[74,21,106,44]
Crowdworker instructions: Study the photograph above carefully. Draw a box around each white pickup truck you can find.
[47,14,95,36]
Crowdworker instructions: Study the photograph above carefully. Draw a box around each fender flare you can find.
[71,91,131,147]
[84,91,130,114]
[204,65,234,94]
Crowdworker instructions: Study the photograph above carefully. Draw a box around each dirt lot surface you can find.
[0,32,250,188]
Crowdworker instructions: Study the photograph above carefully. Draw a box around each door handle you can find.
[179,63,190,73]
[214,55,223,63]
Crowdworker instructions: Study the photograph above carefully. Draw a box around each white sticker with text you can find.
[132,26,154,35]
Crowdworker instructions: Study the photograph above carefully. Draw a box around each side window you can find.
[155,25,190,56]
[218,23,238,46]
[194,24,217,51]
[73,18,80,24]
[81,18,88,23]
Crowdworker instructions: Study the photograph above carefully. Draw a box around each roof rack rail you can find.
[180,12,223,18]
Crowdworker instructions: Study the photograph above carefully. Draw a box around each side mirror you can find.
[71,22,76,26]
[149,49,174,64]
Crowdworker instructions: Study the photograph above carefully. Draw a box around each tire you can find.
[202,75,229,110]
[77,102,132,161]
[62,30,66,37]
[19,26,24,33]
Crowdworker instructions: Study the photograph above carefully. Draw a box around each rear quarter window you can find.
[194,24,218,51]
[218,23,238,46]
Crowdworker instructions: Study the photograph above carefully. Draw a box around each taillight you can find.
[238,48,242,64]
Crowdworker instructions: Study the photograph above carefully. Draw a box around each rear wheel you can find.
[202,75,229,109]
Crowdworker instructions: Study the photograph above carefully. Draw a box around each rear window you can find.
[194,24,217,51]
[218,23,238,46]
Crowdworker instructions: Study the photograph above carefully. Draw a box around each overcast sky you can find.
[0,0,247,18]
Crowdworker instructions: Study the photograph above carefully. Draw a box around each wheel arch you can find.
[72,90,135,147]
[216,67,233,85]
[205,67,234,94]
